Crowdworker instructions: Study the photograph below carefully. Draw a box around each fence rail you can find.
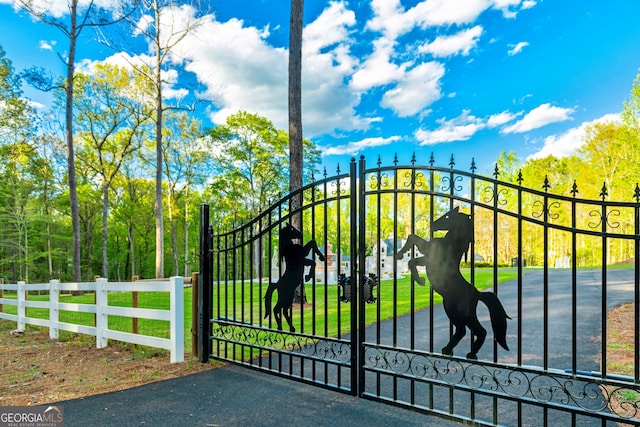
[0,277,184,363]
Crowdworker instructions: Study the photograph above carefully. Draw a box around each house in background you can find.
[366,235,414,280]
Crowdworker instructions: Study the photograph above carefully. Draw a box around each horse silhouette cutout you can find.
[264,223,324,332]
[396,207,510,360]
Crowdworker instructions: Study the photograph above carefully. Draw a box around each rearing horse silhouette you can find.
[396,207,510,359]
[264,223,324,332]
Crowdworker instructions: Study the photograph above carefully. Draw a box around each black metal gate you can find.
[199,155,640,426]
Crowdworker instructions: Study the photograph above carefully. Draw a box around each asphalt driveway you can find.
[58,268,636,426]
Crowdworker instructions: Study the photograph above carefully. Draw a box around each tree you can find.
[289,0,304,229]
[208,111,290,226]
[162,111,208,276]
[17,0,139,281]
[622,72,640,130]
[0,45,41,281]
[73,63,151,278]
[119,0,207,278]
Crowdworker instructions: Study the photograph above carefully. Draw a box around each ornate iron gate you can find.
[199,155,640,426]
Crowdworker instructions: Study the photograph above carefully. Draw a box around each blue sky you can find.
[1,0,640,175]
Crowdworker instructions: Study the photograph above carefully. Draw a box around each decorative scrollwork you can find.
[400,170,425,189]
[587,208,621,230]
[483,185,509,206]
[211,320,351,364]
[369,171,391,190]
[441,174,463,194]
[532,200,561,220]
[587,209,603,229]
[362,345,640,420]
[606,209,621,229]
[604,386,640,419]
[329,178,348,197]
[303,184,322,203]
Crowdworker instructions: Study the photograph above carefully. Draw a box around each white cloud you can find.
[38,40,55,51]
[501,103,575,134]
[527,114,621,160]
[173,15,288,126]
[350,38,407,91]
[166,2,370,136]
[415,110,485,145]
[508,41,529,55]
[493,0,536,18]
[302,1,355,56]
[322,136,401,156]
[134,14,153,36]
[415,0,493,27]
[7,0,543,141]
[26,99,45,109]
[419,25,483,57]
[487,110,520,127]
[367,0,491,41]
[380,61,445,117]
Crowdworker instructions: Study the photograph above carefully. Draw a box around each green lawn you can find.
[212,268,519,338]
[0,269,518,358]
[0,289,196,354]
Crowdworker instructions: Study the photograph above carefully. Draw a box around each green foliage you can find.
[205,111,320,229]
[1,39,639,282]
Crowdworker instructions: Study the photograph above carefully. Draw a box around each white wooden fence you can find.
[0,277,184,363]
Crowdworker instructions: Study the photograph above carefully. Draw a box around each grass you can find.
[0,288,197,354]
[0,269,518,360]
[212,268,519,339]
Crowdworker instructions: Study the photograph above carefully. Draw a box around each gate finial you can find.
[571,180,579,197]
[600,182,608,200]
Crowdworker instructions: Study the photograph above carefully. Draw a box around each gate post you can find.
[357,155,368,396]
[349,157,360,395]
[198,204,212,363]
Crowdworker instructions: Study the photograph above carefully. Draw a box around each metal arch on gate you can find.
[200,154,640,427]
[199,159,360,394]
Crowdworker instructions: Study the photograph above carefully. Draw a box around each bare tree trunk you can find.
[154,1,164,278]
[289,0,304,232]
[289,0,305,303]
[67,0,81,281]
[168,187,179,276]
[128,222,136,278]
[101,182,109,278]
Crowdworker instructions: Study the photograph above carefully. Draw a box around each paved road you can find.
[60,363,463,427]
[360,268,637,426]
[58,268,637,426]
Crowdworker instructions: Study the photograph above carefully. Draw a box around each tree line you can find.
[0,44,319,282]
[1,0,638,282]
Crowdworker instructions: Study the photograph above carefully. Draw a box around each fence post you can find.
[50,279,60,340]
[170,276,184,363]
[17,281,26,331]
[131,275,139,335]
[0,278,4,313]
[95,278,108,348]
[191,272,199,360]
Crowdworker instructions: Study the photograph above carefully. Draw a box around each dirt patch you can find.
[602,302,639,420]
[0,321,221,406]
[606,303,636,377]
